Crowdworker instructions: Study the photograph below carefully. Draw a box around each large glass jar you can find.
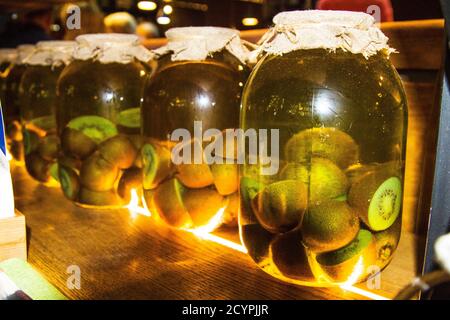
[2,45,35,163]
[0,49,17,143]
[56,34,152,208]
[141,27,249,229]
[19,41,76,184]
[240,11,407,286]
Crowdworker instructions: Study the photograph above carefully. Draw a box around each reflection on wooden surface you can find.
[11,164,421,300]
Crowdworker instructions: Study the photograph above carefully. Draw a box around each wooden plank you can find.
[0,210,27,262]
[10,163,420,300]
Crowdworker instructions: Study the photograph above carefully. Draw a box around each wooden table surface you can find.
[10,163,421,300]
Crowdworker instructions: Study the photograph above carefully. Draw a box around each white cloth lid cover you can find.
[153,26,249,64]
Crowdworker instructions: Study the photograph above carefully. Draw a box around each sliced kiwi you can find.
[316,229,377,283]
[302,200,360,253]
[176,163,214,189]
[23,128,40,155]
[152,178,193,228]
[271,229,315,281]
[348,171,402,231]
[59,166,80,201]
[118,108,140,128]
[210,163,238,196]
[252,179,308,233]
[79,153,119,192]
[222,192,239,227]
[30,115,56,132]
[79,188,123,207]
[38,135,60,161]
[183,188,224,227]
[117,167,143,202]
[66,116,118,144]
[239,177,265,224]
[280,158,349,204]
[241,224,274,264]
[374,217,401,269]
[61,127,97,160]
[25,152,51,182]
[285,127,359,169]
[98,135,137,169]
[141,143,174,190]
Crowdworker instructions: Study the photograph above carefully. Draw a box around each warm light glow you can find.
[127,189,151,219]
[340,284,388,300]
[186,229,248,253]
[163,5,173,15]
[157,16,171,25]
[137,1,157,11]
[189,206,226,234]
[242,17,259,26]
[339,257,389,300]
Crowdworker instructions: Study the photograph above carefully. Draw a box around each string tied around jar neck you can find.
[23,41,77,69]
[73,33,153,64]
[153,26,250,64]
[248,10,396,63]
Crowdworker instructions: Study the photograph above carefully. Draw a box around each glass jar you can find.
[240,11,407,286]
[2,45,35,163]
[56,34,152,208]
[141,27,249,229]
[19,41,76,184]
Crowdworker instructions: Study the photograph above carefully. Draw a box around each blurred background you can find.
[0,0,444,47]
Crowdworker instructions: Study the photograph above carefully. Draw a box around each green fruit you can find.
[345,161,402,185]
[271,230,315,281]
[49,163,59,182]
[280,158,349,204]
[285,127,359,169]
[152,178,192,228]
[79,188,123,207]
[141,143,174,189]
[176,163,214,189]
[239,177,264,224]
[302,200,360,253]
[59,166,80,201]
[183,188,225,227]
[25,152,51,182]
[210,163,238,195]
[98,135,137,169]
[23,128,40,155]
[61,127,97,160]
[30,115,56,132]
[38,135,60,161]
[252,180,308,233]
[58,155,82,172]
[118,108,140,129]
[316,230,377,282]
[348,171,402,231]
[374,217,401,269]
[241,224,274,264]
[117,167,143,202]
[66,115,118,144]
[79,153,119,192]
